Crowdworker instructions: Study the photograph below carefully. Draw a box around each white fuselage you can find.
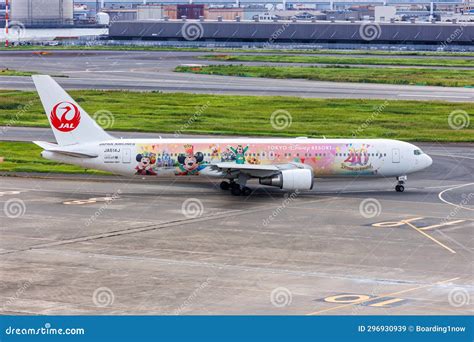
[41,138,433,179]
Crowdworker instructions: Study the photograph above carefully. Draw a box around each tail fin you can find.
[32,75,113,146]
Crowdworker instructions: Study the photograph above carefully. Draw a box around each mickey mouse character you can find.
[176,144,204,175]
[135,152,157,176]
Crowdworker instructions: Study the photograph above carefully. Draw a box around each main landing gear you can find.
[395,175,407,192]
[220,180,252,196]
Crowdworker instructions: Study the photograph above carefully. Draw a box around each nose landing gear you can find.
[395,175,407,192]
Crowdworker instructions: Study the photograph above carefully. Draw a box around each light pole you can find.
[5,0,9,47]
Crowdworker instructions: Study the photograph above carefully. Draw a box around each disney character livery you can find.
[176,144,205,175]
[135,152,157,175]
[229,144,249,164]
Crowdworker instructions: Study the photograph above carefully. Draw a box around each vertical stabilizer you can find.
[32,75,113,146]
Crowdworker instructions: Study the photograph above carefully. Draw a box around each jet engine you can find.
[259,169,314,190]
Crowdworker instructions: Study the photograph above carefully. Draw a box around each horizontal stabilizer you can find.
[32,141,58,150]
[33,141,98,158]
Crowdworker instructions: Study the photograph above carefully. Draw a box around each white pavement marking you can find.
[438,183,474,212]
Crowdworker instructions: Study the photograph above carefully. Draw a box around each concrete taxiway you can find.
[0,50,473,102]
[0,137,472,314]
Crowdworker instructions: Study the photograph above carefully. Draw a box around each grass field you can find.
[0,90,472,142]
[0,69,37,77]
[201,54,474,68]
[175,65,474,88]
[2,45,474,57]
[0,141,109,174]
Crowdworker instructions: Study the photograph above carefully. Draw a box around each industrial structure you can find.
[109,19,474,45]
[97,1,474,25]
[9,0,74,27]
[0,0,472,28]
[76,0,468,8]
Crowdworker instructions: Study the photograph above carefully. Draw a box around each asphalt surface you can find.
[0,50,472,315]
[0,128,473,314]
[0,50,473,102]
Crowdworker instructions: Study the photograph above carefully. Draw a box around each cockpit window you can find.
[414,149,423,155]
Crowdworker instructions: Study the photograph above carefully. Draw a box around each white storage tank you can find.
[11,0,74,27]
[96,12,110,26]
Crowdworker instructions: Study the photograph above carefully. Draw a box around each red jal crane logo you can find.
[50,101,80,132]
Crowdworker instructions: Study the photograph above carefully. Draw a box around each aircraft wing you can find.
[210,162,309,178]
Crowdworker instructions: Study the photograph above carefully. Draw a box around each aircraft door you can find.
[122,148,131,163]
[392,148,400,163]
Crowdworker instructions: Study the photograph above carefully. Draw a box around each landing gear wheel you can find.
[395,176,406,193]
[220,181,230,190]
[242,186,252,196]
[230,182,240,190]
[231,186,242,196]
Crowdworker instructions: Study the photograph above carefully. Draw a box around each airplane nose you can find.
[425,154,433,167]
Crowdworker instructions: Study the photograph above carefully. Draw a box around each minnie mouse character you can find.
[176,144,204,175]
[135,152,157,175]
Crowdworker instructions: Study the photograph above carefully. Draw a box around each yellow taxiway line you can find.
[307,277,460,315]
[403,220,457,254]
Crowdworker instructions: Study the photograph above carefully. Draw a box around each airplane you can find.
[31,75,433,196]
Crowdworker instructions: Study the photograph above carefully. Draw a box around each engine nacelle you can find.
[259,169,314,190]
